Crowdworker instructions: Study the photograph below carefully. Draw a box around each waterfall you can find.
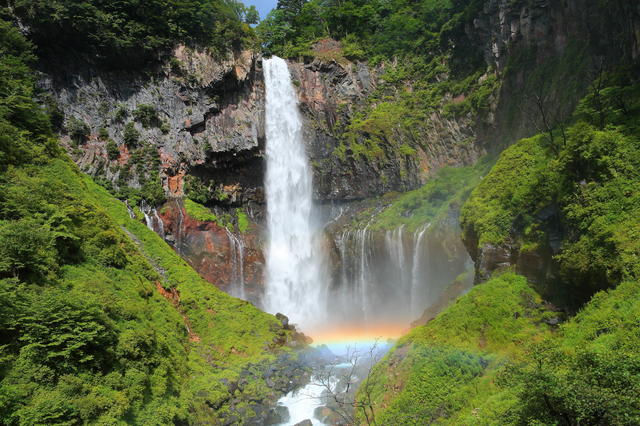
[356,225,373,322]
[263,56,326,329]
[385,225,409,307]
[410,224,430,318]
[153,209,165,239]
[225,228,246,300]
[125,200,136,219]
[141,201,165,239]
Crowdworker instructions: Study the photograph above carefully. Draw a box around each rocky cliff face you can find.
[472,0,640,149]
[40,46,266,204]
[158,200,266,304]
[463,0,640,293]
[288,48,483,201]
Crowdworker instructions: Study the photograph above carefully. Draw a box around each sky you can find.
[243,0,277,21]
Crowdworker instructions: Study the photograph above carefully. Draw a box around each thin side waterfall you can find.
[411,224,430,318]
[357,225,373,322]
[385,225,409,306]
[225,228,246,300]
[263,56,326,329]
[153,209,165,239]
[141,201,165,239]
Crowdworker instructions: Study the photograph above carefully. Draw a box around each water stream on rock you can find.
[225,228,246,299]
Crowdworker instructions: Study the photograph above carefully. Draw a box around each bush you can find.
[66,117,90,145]
[112,106,128,123]
[11,0,253,68]
[0,219,58,282]
[133,104,159,128]
[123,122,139,147]
[105,139,120,161]
[98,127,109,140]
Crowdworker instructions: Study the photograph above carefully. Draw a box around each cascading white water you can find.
[141,201,165,239]
[385,225,410,308]
[263,56,326,329]
[410,224,430,318]
[225,228,246,300]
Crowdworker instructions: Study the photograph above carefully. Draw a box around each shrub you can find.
[98,127,109,140]
[123,122,139,147]
[105,139,120,160]
[133,104,159,128]
[113,105,128,123]
[0,219,58,282]
[66,117,90,145]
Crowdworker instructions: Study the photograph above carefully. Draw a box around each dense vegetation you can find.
[362,272,640,424]
[365,158,492,232]
[0,19,295,424]
[257,0,483,68]
[461,67,640,307]
[5,0,259,67]
[363,63,640,424]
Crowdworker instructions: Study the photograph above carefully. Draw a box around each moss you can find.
[236,209,250,233]
[183,198,218,222]
[368,158,492,232]
[460,135,558,246]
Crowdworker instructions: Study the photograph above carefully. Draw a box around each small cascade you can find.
[410,224,430,318]
[153,208,165,239]
[356,225,373,322]
[225,228,246,300]
[385,225,410,308]
[328,221,472,326]
[140,201,165,239]
[124,200,136,219]
[175,202,184,248]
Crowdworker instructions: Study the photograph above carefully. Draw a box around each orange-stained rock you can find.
[158,199,265,304]
[167,171,185,195]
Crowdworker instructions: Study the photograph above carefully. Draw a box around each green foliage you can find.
[105,139,119,161]
[112,105,128,123]
[0,20,292,423]
[184,199,218,223]
[500,280,640,425]
[184,175,228,204]
[122,122,139,147]
[236,209,250,233]
[0,21,57,171]
[98,127,109,140]
[132,104,159,129]
[65,117,91,145]
[0,219,57,282]
[367,159,491,232]
[460,134,558,246]
[362,273,555,424]
[461,73,640,305]
[11,0,255,68]
[258,0,481,66]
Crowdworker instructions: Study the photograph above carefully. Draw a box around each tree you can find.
[0,219,58,282]
[244,5,260,25]
[123,122,140,147]
[313,342,382,425]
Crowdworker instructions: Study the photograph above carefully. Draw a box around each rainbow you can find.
[306,323,410,355]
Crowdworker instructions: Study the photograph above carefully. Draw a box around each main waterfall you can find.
[263,56,326,330]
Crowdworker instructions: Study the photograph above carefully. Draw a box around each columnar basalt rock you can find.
[39,46,266,201]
